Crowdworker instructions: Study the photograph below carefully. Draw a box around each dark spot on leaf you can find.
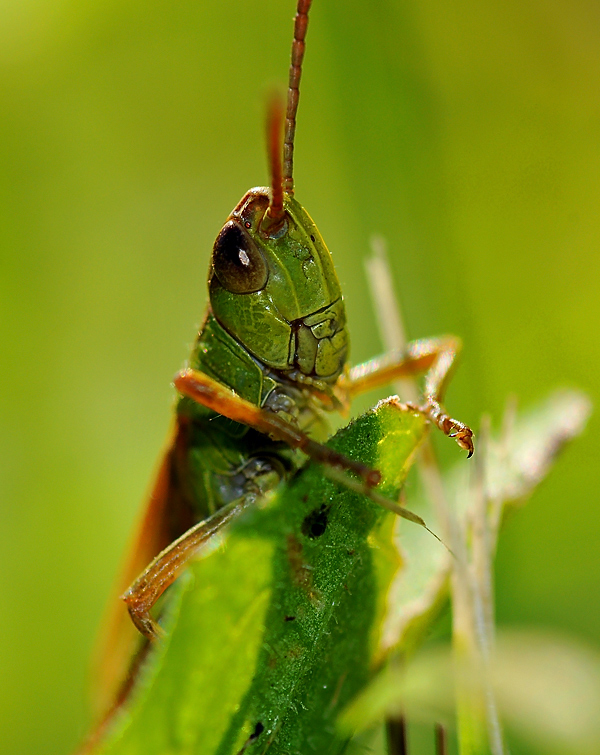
[235,720,265,753]
[310,234,316,242]
[284,615,296,622]
[302,504,330,539]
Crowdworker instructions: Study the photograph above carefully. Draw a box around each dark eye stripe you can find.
[212,221,268,294]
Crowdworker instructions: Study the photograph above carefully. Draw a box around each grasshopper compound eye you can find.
[212,220,269,294]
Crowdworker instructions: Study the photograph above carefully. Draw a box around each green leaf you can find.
[341,389,592,754]
[93,399,426,755]
[379,389,591,656]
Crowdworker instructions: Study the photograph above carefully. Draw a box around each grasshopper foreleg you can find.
[174,368,382,486]
[174,368,445,543]
[340,336,474,456]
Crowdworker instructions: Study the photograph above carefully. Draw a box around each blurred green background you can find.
[1,0,598,753]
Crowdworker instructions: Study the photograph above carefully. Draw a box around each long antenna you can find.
[263,94,285,231]
[282,0,312,196]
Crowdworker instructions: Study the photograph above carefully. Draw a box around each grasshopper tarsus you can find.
[434,410,474,457]
[122,584,165,642]
[407,400,474,457]
[123,599,163,643]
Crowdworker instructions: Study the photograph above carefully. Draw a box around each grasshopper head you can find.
[208,188,348,383]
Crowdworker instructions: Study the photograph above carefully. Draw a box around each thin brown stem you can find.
[435,723,447,755]
[386,716,408,755]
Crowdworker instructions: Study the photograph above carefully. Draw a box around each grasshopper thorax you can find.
[209,188,348,384]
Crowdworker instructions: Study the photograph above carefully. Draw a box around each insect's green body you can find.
[175,189,349,524]
[85,2,474,751]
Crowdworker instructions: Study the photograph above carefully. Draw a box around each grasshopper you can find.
[87,0,473,749]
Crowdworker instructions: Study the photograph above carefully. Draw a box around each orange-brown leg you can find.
[123,367,379,641]
[176,369,440,531]
[339,337,474,456]
[174,368,381,485]
[123,367,431,641]
[124,364,449,641]
[122,497,250,641]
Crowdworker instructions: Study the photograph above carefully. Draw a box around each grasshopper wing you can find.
[87,419,193,737]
